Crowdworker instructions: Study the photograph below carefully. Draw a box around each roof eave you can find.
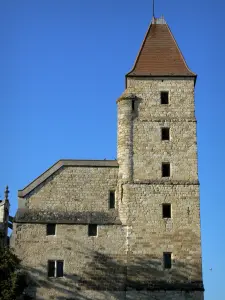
[125,74,197,88]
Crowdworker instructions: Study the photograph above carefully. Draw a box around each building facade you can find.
[11,16,204,300]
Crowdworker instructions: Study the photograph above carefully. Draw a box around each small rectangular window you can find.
[163,252,172,269]
[48,260,55,277]
[56,261,64,277]
[109,191,115,209]
[161,91,169,104]
[162,204,171,218]
[48,260,64,277]
[132,99,135,111]
[47,224,56,236]
[161,128,170,141]
[162,163,170,177]
[88,224,97,236]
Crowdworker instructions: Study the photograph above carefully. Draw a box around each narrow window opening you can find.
[48,260,55,277]
[161,91,169,104]
[162,163,170,177]
[162,204,171,218]
[109,191,115,209]
[47,224,56,236]
[56,261,64,277]
[163,252,172,269]
[88,224,97,236]
[161,128,170,141]
[132,99,135,111]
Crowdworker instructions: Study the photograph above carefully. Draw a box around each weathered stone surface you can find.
[19,166,118,212]
[14,209,121,224]
[126,291,204,300]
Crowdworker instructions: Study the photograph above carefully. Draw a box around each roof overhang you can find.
[125,74,197,88]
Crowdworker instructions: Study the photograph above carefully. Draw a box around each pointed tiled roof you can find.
[127,17,196,77]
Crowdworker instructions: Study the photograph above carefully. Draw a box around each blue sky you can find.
[0,1,224,299]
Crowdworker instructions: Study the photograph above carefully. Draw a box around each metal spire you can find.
[153,0,155,18]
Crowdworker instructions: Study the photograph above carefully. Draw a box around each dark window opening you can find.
[132,99,135,111]
[162,163,170,177]
[109,191,115,209]
[161,128,170,141]
[163,252,172,269]
[48,260,64,277]
[56,261,64,277]
[47,224,56,236]
[161,91,169,104]
[88,224,97,236]
[162,204,171,218]
[48,261,55,277]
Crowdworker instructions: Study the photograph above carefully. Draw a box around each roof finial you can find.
[153,0,155,18]
[4,185,9,201]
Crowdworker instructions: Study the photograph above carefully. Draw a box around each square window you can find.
[161,128,170,141]
[109,191,115,209]
[163,252,172,269]
[48,260,64,277]
[88,224,97,236]
[46,224,56,236]
[162,163,170,177]
[161,91,169,104]
[162,204,171,218]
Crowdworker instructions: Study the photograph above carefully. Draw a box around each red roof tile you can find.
[127,17,196,77]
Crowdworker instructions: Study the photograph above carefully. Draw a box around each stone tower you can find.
[11,15,204,300]
[117,16,204,299]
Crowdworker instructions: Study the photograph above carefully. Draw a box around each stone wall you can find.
[126,291,204,300]
[12,165,127,299]
[117,77,203,298]
[123,183,202,286]
[126,78,198,182]
[19,165,118,213]
[12,223,127,299]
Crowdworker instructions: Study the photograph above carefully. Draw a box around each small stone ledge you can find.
[139,118,197,123]
[14,209,122,225]
[133,180,199,186]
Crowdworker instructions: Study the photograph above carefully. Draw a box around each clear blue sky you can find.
[0,1,224,299]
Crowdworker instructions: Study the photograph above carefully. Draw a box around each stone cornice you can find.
[18,159,118,198]
[14,209,122,225]
[139,118,197,123]
[133,180,199,186]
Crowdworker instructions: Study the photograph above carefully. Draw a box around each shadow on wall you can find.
[23,245,203,300]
